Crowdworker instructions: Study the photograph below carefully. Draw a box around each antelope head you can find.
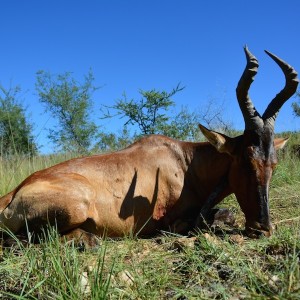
[201,47,298,237]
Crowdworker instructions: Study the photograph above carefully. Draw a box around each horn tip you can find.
[243,45,250,54]
[264,50,285,64]
[243,46,257,62]
[264,49,273,57]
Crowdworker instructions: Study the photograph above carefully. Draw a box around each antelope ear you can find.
[274,137,289,150]
[198,124,236,155]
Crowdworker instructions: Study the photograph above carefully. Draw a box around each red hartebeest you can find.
[0,47,298,245]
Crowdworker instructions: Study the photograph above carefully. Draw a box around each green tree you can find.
[103,84,184,135]
[292,90,300,117]
[36,70,98,154]
[0,85,37,156]
[159,106,202,141]
[103,85,234,143]
[95,126,132,152]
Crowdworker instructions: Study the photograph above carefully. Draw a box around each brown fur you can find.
[0,133,287,241]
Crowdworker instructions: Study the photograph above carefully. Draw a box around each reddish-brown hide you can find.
[0,47,298,242]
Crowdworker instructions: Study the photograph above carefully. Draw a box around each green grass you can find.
[0,147,299,299]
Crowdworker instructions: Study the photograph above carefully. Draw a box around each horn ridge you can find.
[262,50,299,129]
[236,46,263,130]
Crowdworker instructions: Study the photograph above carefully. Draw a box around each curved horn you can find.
[236,46,264,130]
[262,50,299,129]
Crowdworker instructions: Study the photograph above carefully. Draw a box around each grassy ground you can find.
[0,149,299,299]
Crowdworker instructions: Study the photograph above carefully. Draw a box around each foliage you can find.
[292,90,300,117]
[0,85,37,156]
[36,70,98,154]
[101,85,235,148]
[95,126,132,152]
[102,84,184,135]
[159,106,202,141]
[97,106,204,152]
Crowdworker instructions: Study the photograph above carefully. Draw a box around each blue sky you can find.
[1,1,299,153]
